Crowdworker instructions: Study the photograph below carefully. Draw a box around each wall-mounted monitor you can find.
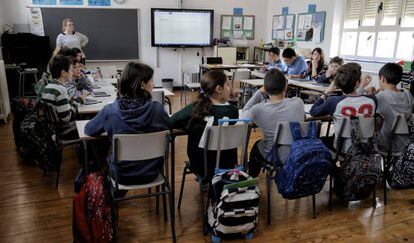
[151,8,214,47]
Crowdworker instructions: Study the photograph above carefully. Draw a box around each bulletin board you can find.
[220,15,255,40]
[272,14,295,40]
[296,11,326,43]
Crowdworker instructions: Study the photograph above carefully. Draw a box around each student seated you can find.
[316,56,344,84]
[84,62,171,185]
[311,63,377,150]
[305,47,328,80]
[359,63,414,153]
[64,61,92,99]
[72,47,85,68]
[41,54,86,140]
[262,47,287,73]
[171,70,238,181]
[242,69,305,177]
[282,47,308,78]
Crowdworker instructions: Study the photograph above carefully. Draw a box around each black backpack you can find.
[334,118,382,201]
[19,103,62,172]
[389,114,414,189]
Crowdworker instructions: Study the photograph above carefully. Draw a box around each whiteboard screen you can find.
[151,9,214,47]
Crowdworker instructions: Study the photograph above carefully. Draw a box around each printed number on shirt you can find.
[341,104,373,117]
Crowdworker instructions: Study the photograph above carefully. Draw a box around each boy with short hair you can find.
[360,63,414,152]
[64,61,92,99]
[263,47,287,72]
[282,48,308,77]
[316,56,344,84]
[41,54,86,139]
[242,69,305,177]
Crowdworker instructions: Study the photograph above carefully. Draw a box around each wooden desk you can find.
[251,70,266,79]
[240,78,329,93]
[78,80,175,114]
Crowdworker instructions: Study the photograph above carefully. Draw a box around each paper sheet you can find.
[29,7,45,36]
[88,0,110,6]
[313,26,321,43]
[61,0,83,5]
[304,14,312,29]
[243,16,254,30]
[285,29,293,40]
[222,16,232,30]
[244,31,253,38]
[233,30,244,39]
[277,16,285,29]
[285,15,294,29]
[298,14,305,29]
[234,17,243,30]
[273,30,277,39]
[32,0,56,4]
[273,16,280,30]
[276,30,285,40]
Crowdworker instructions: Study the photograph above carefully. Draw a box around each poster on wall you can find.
[29,7,45,36]
[33,0,57,5]
[88,0,110,6]
[61,0,83,5]
[296,11,326,43]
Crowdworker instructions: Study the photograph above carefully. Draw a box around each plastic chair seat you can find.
[111,173,165,190]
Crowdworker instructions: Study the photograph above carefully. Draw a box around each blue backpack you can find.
[270,122,332,199]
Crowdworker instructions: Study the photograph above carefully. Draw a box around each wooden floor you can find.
[1,91,414,243]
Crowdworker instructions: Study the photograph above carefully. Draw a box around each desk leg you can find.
[170,135,176,229]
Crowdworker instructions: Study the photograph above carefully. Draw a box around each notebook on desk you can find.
[84,98,102,105]
[91,91,110,97]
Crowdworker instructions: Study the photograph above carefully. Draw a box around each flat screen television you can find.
[151,8,214,47]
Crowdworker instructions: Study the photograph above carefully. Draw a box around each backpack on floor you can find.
[11,97,37,164]
[272,122,332,199]
[334,118,382,201]
[389,114,414,189]
[208,168,259,237]
[18,104,62,172]
[73,172,118,243]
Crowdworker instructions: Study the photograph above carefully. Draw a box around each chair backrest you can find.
[40,101,59,124]
[113,130,170,162]
[204,122,250,168]
[337,116,377,139]
[392,113,414,135]
[232,70,251,81]
[151,90,164,105]
[274,121,321,146]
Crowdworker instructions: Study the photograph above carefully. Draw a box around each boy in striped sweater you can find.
[41,54,87,139]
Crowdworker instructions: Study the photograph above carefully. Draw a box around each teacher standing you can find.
[56,18,88,57]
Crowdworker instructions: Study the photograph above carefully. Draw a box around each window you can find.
[340,0,414,61]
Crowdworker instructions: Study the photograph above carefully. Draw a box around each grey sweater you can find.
[242,90,305,161]
[375,89,414,152]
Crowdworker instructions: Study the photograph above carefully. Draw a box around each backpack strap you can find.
[289,122,302,141]
[306,121,318,139]
[350,117,362,144]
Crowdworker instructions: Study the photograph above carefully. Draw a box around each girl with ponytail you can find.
[171,70,239,180]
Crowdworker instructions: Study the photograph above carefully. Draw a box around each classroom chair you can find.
[380,113,414,205]
[18,66,38,97]
[329,116,381,210]
[230,69,251,107]
[39,101,82,188]
[181,72,201,105]
[265,121,323,224]
[152,90,171,115]
[110,131,176,242]
[177,121,251,235]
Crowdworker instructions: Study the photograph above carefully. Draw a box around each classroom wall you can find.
[0,1,5,60]
[0,0,268,86]
[265,0,337,58]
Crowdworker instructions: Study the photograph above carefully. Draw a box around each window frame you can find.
[339,0,414,62]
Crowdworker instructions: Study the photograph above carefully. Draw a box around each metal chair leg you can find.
[384,157,389,205]
[55,157,62,189]
[200,181,207,236]
[329,175,333,211]
[156,186,160,214]
[312,194,317,219]
[162,184,168,222]
[177,166,188,210]
[373,183,377,209]
[168,184,177,242]
[266,169,271,225]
